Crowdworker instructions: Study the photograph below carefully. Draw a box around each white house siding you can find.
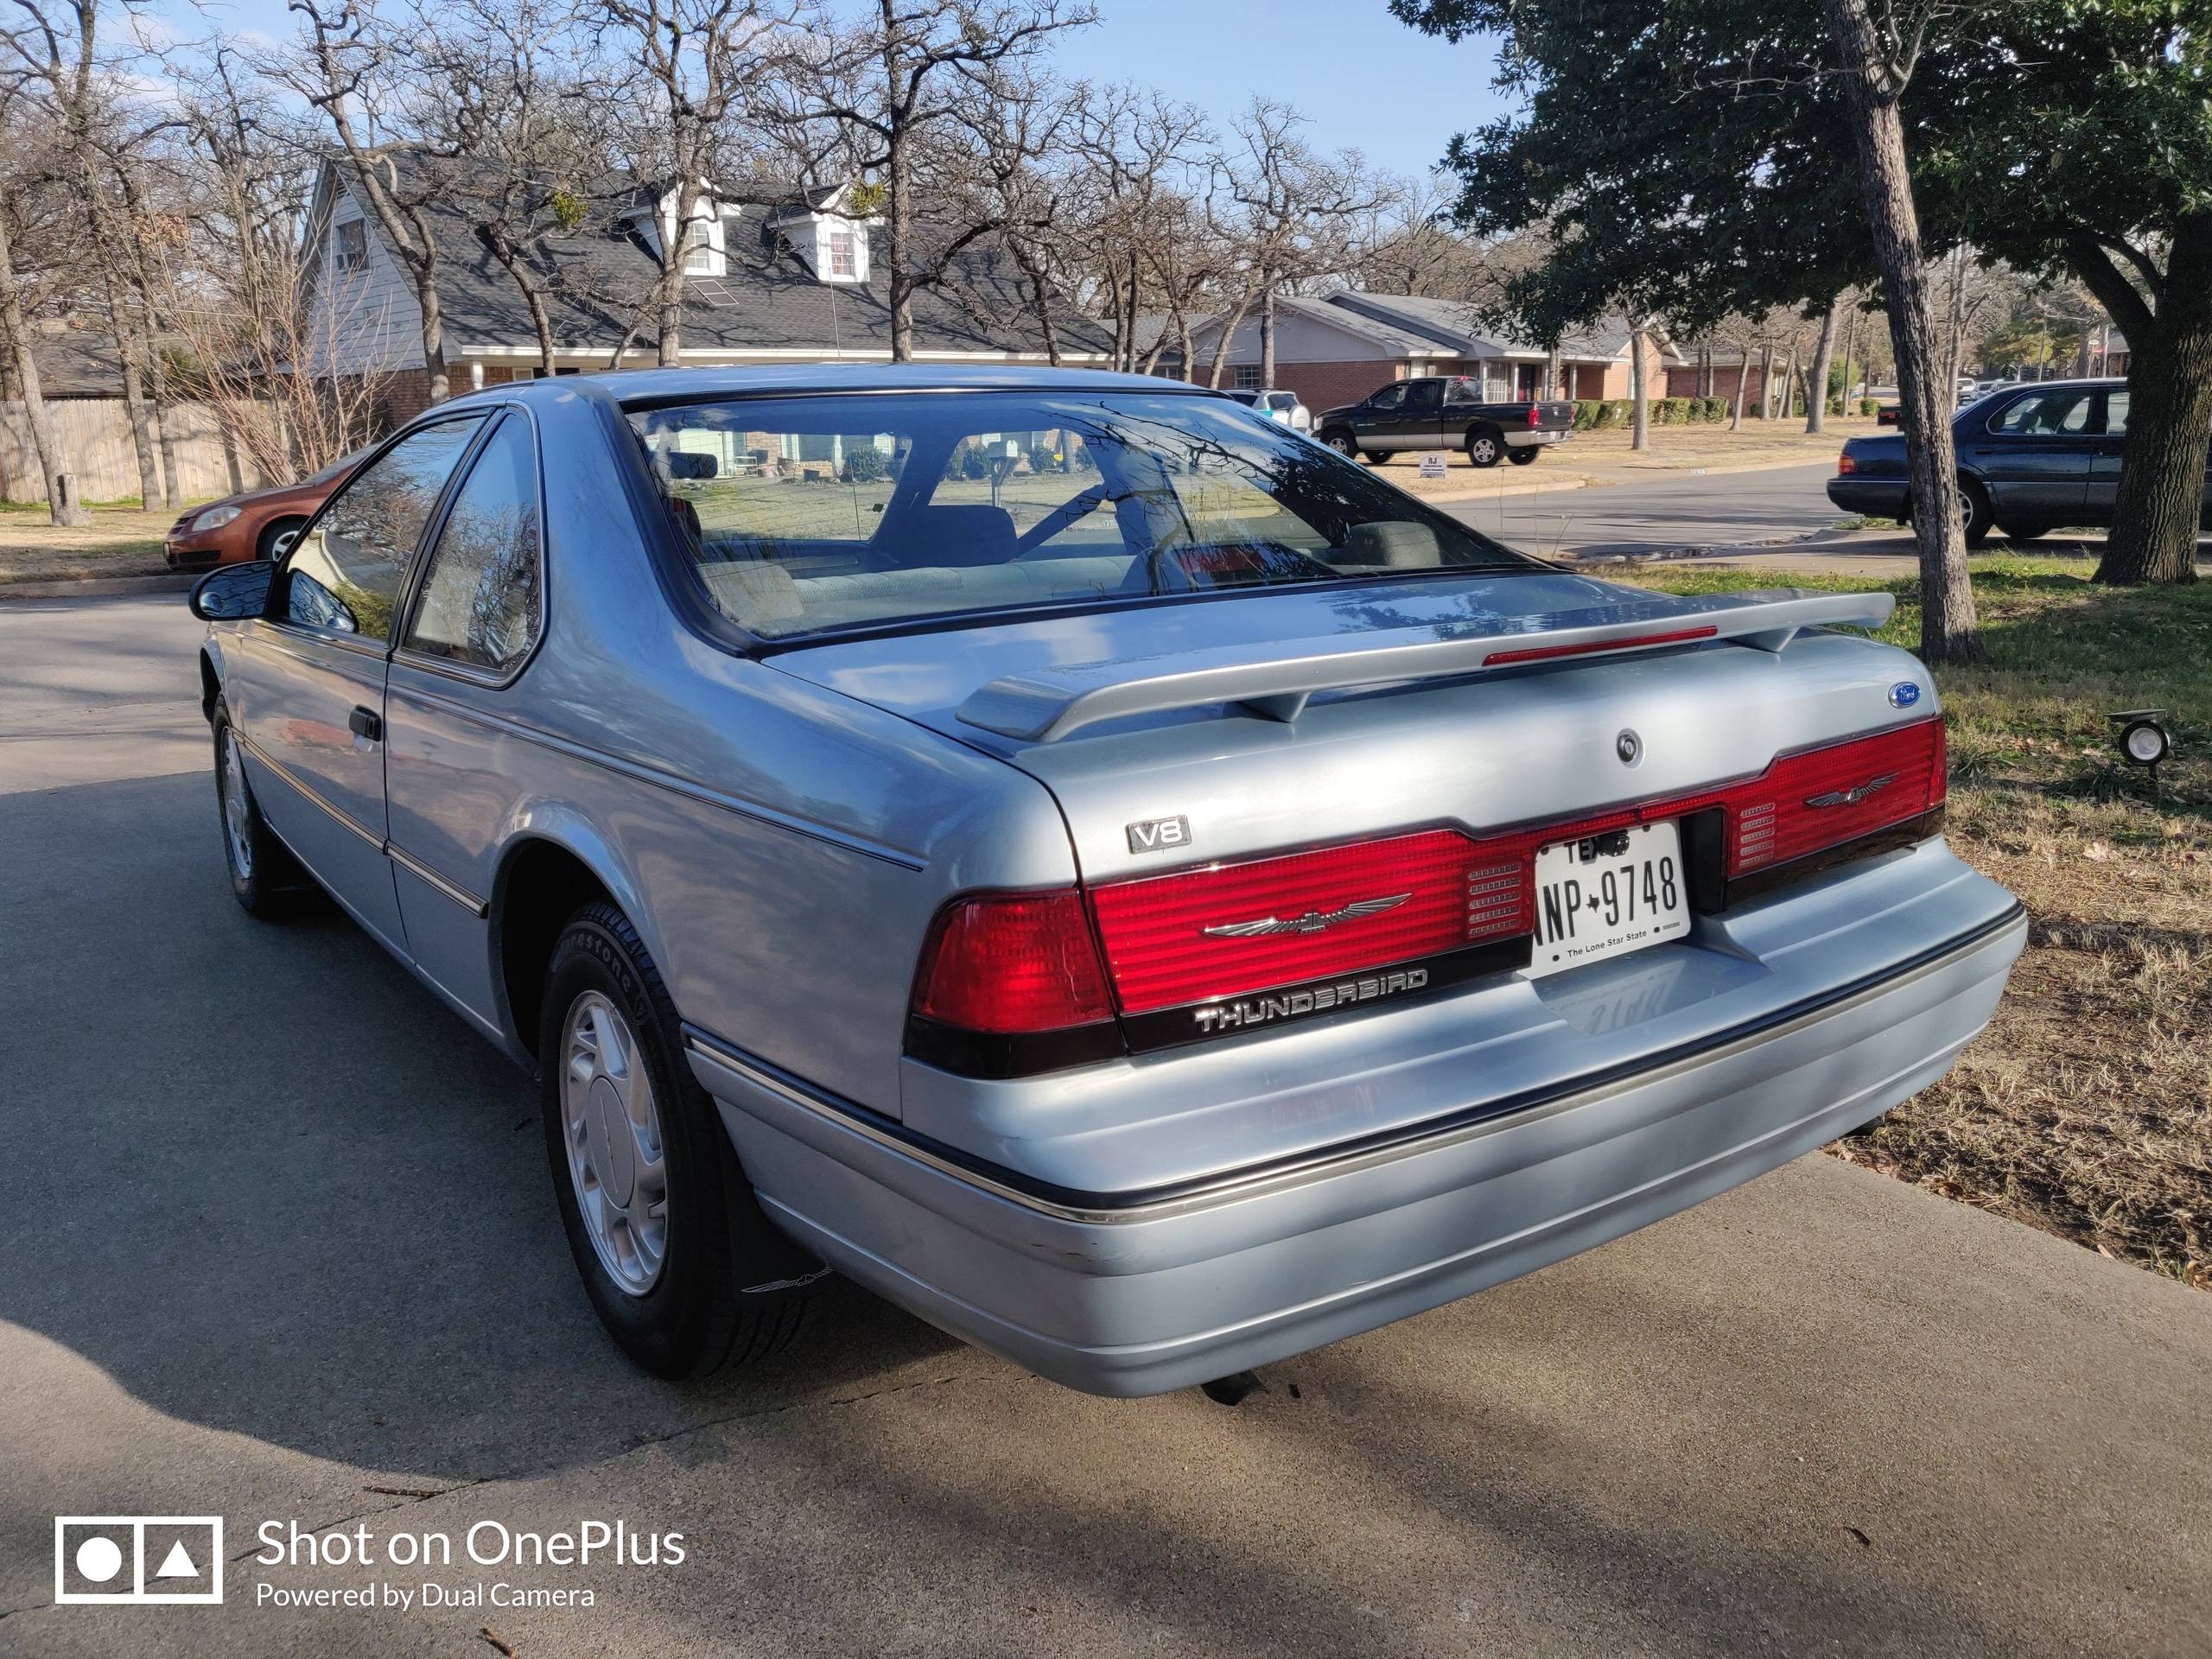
[300,181,425,378]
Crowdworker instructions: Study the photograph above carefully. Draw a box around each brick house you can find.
[1156,292,1679,413]
[296,155,1112,428]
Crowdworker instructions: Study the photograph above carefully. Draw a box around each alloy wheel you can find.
[219,728,253,880]
[560,990,670,1295]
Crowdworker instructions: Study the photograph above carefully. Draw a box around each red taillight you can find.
[1715,717,1944,875]
[1088,830,1523,1016]
[911,890,1113,1033]
[1527,404,1542,427]
[1084,718,1948,1019]
[1837,450,1858,474]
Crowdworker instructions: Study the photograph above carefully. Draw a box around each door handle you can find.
[348,705,383,743]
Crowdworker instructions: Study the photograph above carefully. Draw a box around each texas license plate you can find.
[1529,821,1690,976]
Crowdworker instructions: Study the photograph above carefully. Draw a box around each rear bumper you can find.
[1825,477,1907,518]
[1505,428,1569,448]
[690,897,2024,1396]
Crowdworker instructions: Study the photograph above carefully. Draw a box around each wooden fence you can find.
[0,397,265,506]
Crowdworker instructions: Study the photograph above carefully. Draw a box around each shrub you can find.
[842,444,887,483]
[958,445,988,480]
[1704,396,1728,421]
[1572,399,1602,430]
[1027,442,1058,474]
[1859,397,1879,417]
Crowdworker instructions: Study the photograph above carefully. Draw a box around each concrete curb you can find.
[0,572,196,601]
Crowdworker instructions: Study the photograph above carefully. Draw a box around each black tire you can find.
[1465,427,1504,468]
[1959,479,1993,548]
[538,902,817,1379]
[1506,445,1541,467]
[210,699,308,916]
[2004,523,2049,543]
[1320,429,1363,461]
[257,516,308,562]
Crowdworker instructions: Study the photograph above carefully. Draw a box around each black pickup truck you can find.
[1314,376,1576,467]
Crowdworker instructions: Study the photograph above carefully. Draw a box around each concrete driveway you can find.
[3,593,2209,1658]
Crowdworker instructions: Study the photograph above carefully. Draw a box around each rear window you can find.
[625,390,1535,639]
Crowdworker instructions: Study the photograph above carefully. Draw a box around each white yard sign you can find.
[1417,452,1449,479]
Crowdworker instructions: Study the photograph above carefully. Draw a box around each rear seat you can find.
[700,554,1139,631]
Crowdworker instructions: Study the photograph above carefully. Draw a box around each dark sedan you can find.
[1827,378,2205,545]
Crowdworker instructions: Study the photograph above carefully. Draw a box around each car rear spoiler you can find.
[956,588,1896,743]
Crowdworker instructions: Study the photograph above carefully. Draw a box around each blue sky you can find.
[149,0,1503,182]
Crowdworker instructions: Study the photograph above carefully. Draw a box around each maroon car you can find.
[162,450,366,569]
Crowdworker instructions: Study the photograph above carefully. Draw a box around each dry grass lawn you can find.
[0,499,191,582]
[1620,557,2212,1287]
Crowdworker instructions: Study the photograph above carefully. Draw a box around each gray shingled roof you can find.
[10,329,124,397]
[321,155,1111,361]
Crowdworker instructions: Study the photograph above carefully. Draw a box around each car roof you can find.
[454,362,1222,410]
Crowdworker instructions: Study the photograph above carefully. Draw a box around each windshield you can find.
[625,390,1536,640]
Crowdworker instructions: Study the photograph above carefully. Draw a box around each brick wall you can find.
[1666,362,1773,406]
[1274,360,1406,416]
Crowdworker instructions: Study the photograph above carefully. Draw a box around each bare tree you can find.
[1221,99,1385,387]
[589,0,794,367]
[278,0,463,405]
[803,0,1095,363]
[1821,0,1982,662]
[0,102,86,522]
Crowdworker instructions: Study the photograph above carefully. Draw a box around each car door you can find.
[1969,385,2098,524]
[1356,380,1410,448]
[2084,389,2126,521]
[220,414,489,950]
[1395,377,1447,450]
[382,410,547,1032]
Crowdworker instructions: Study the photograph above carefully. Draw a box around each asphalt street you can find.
[1441,460,1847,558]
[3,591,2210,1657]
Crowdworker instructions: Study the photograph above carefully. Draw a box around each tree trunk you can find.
[1839,304,1859,409]
[887,144,913,363]
[111,306,163,508]
[1174,313,1196,384]
[1776,338,1800,422]
[1731,342,1749,430]
[1259,285,1277,388]
[219,418,245,495]
[149,352,183,509]
[1628,325,1650,451]
[1205,289,1255,389]
[1805,299,1839,434]
[0,216,88,525]
[1757,343,1775,419]
[1823,0,1980,661]
[2080,216,2212,585]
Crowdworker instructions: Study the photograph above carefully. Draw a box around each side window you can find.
[1991,388,2096,438]
[1444,377,1480,408]
[1406,379,1444,416]
[403,415,543,674]
[2104,391,2129,436]
[1367,383,1408,413]
[284,417,485,639]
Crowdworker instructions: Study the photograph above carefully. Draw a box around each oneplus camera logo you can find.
[54,1516,224,1605]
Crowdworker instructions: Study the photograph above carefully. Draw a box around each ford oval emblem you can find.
[1888,681,1922,709]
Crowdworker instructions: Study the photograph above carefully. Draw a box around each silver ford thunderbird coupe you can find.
[189,366,2024,1395]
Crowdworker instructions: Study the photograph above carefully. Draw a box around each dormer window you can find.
[683,219,721,276]
[827,226,855,279]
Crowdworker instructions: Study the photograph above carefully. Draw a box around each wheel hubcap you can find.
[1473,439,1496,462]
[270,528,299,558]
[561,991,668,1295]
[219,729,252,879]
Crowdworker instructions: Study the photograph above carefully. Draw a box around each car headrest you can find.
[662,450,719,480]
[1338,520,1445,569]
[906,504,1018,568]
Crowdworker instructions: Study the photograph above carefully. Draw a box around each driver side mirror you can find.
[188,560,276,621]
